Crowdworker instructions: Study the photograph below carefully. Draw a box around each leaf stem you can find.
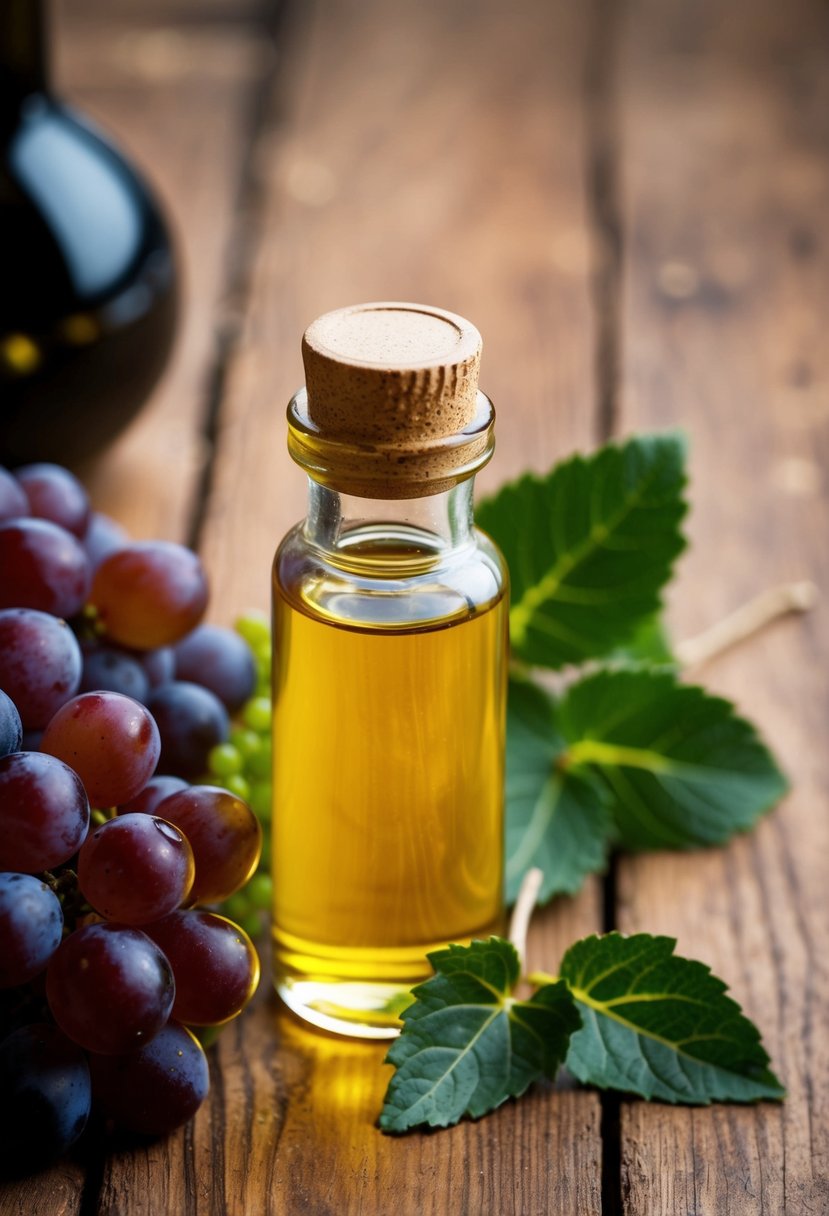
[527,969,558,987]
[675,580,817,670]
[508,867,543,971]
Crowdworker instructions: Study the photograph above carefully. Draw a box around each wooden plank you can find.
[52,4,269,542]
[193,0,605,1211]
[198,0,602,623]
[0,1167,86,1216]
[613,1,829,1212]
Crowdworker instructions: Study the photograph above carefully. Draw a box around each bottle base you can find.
[276,977,414,1039]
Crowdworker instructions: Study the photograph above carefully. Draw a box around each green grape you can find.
[229,727,261,762]
[223,773,251,802]
[248,740,272,781]
[222,892,250,922]
[208,742,243,777]
[238,911,263,940]
[249,782,272,821]
[246,872,272,911]
[234,613,269,650]
[242,697,271,734]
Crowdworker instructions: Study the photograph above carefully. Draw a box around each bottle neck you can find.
[0,0,48,112]
[303,477,476,568]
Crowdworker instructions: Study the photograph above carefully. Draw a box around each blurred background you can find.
[3,0,827,631]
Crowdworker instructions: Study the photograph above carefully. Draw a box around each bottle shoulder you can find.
[273,523,508,630]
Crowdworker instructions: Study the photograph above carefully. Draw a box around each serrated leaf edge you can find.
[561,933,785,1102]
[503,434,688,650]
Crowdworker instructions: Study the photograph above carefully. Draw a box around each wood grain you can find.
[198,0,600,625]
[191,0,605,1212]
[0,1166,86,1216]
[613,0,829,1212]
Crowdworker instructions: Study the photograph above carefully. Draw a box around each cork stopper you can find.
[301,302,482,443]
[289,303,493,498]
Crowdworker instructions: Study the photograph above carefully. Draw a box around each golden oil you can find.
[272,303,508,1037]
[272,541,507,1033]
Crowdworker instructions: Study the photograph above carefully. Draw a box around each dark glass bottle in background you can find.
[0,0,178,466]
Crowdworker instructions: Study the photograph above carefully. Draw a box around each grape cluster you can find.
[0,462,266,1174]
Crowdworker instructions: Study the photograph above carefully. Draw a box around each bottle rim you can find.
[286,387,495,499]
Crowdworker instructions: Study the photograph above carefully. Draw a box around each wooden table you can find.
[2,0,826,1211]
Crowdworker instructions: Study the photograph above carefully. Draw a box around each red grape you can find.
[0,752,89,872]
[78,813,194,925]
[88,1022,208,1136]
[144,910,259,1025]
[41,691,161,807]
[0,466,28,521]
[148,681,229,778]
[90,541,209,649]
[46,923,175,1054]
[15,463,91,538]
[154,786,261,904]
[173,624,256,713]
[0,873,63,987]
[0,608,82,729]
[138,645,175,688]
[0,518,90,618]
[119,774,188,814]
[79,642,150,703]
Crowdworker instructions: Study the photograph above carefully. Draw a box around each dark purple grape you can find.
[82,511,128,571]
[145,910,259,1025]
[88,1021,208,1136]
[0,608,82,729]
[119,774,188,814]
[0,518,90,618]
[173,624,256,713]
[148,681,229,779]
[78,813,194,925]
[0,873,63,987]
[138,645,175,688]
[91,542,209,649]
[41,691,161,808]
[46,923,175,1054]
[0,1024,91,1174]
[0,467,28,522]
[79,643,150,703]
[154,786,261,905]
[15,463,91,539]
[0,690,23,758]
[0,752,89,872]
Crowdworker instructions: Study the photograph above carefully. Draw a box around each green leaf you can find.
[560,933,785,1103]
[604,613,675,666]
[477,433,687,669]
[557,667,788,849]
[506,678,613,904]
[379,938,580,1133]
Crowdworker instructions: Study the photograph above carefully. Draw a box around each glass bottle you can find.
[0,0,177,466]
[272,302,509,1038]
